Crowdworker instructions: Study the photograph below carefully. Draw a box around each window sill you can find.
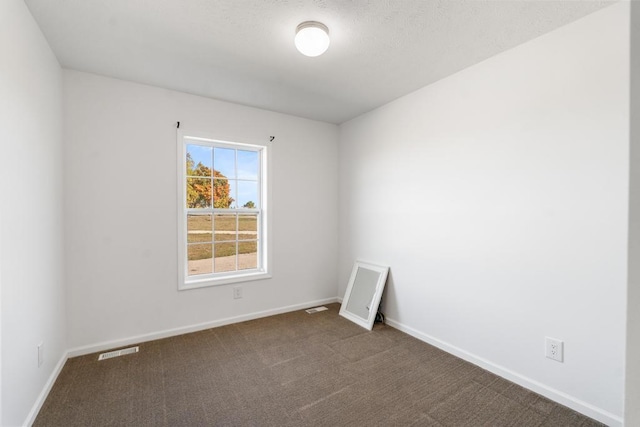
[179,271,271,291]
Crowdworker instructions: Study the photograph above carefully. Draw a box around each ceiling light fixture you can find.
[295,21,330,57]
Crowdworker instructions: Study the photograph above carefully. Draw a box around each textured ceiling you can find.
[25,0,614,124]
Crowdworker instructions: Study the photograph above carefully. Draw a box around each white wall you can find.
[626,1,640,425]
[63,70,339,351]
[339,3,629,425]
[0,1,66,425]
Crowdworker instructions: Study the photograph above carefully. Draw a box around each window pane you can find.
[213,179,235,208]
[238,215,257,240]
[214,242,237,273]
[187,214,212,243]
[237,181,258,209]
[214,147,235,179]
[187,244,213,276]
[187,177,212,208]
[237,150,258,180]
[186,145,212,176]
[238,241,257,270]
[214,214,236,241]
[181,137,265,289]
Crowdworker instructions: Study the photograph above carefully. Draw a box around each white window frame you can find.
[177,130,270,290]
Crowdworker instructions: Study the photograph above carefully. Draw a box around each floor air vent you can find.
[305,306,328,314]
[98,346,139,361]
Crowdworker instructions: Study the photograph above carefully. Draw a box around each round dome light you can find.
[295,21,330,57]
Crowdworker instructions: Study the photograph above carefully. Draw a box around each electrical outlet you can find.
[37,342,44,367]
[545,337,563,362]
[233,286,243,299]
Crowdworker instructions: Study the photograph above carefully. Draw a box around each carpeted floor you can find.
[34,304,604,426]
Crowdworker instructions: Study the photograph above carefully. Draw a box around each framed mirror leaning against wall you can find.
[339,261,389,330]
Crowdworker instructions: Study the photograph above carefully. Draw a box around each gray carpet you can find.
[34,304,605,426]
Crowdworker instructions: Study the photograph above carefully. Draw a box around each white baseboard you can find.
[24,351,68,426]
[67,297,339,358]
[384,317,622,427]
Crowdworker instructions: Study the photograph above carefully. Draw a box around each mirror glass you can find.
[340,261,389,330]
[345,268,380,319]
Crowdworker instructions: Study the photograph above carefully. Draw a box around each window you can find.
[177,133,269,289]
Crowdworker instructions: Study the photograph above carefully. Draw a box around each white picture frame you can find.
[339,260,389,330]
